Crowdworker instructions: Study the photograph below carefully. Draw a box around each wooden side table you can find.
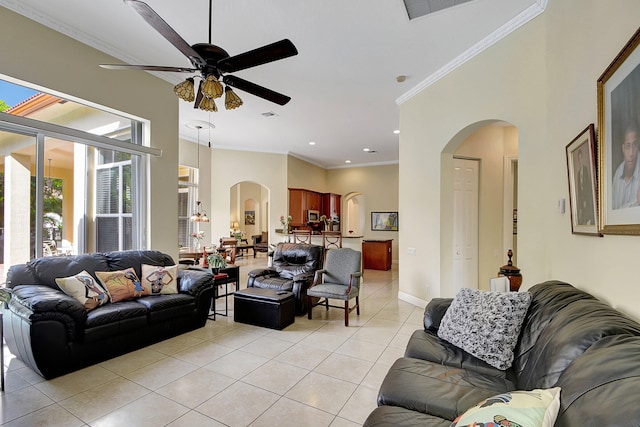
[208,265,240,320]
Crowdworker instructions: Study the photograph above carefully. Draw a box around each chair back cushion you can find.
[324,248,361,286]
[272,243,323,278]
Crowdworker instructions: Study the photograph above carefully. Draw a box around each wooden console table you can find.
[362,239,392,270]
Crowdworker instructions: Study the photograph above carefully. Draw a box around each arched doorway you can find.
[230,181,269,240]
[343,192,365,236]
[440,121,518,293]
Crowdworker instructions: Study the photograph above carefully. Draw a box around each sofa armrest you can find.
[423,297,453,331]
[178,269,214,297]
[311,269,327,286]
[293,271,316,283]
[8,285,86,341]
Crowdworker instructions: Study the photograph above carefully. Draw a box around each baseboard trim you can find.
[398,291,429,309]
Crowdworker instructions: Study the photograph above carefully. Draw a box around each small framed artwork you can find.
[597,27,640,234]
[244,210,255,225]
[566,124,601,236]
[371,211,398,231]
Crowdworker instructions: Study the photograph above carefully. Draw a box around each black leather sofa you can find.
[247,242,323,315]
[365,281,640,426]
[2,250,214,379]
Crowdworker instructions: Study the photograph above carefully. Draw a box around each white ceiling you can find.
[0,0,542,168]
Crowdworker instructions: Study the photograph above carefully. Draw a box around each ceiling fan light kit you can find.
[224,86,243,110]
[199,96,218,112]
[173,77,195,102]
[100,0,298,112]
[201,75,223,99]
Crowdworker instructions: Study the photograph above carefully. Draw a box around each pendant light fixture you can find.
[190,125,210,222]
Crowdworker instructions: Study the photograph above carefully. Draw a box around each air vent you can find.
[403,0,476,20]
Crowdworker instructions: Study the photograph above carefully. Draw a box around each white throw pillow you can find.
[56,270,109,311]
[140,264,179,295]
[451,387,561,427]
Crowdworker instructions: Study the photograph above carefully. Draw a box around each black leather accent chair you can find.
[247,242,324,315]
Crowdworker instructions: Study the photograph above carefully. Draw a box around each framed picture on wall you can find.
[566,124,601,236]
[244,210,255,225]
[597,27,640,234]
[371,212,398,231]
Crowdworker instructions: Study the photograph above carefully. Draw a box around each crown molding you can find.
[396,0,548,105]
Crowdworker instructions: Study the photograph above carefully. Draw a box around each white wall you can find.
[209,149,288,246]
[399,0,640,320]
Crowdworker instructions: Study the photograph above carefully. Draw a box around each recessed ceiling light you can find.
[393,129,400,134]
[309,141,316,145]
[363,148,370,152]
[261,111,278,118]
[396,75,406,83]
[345,160,351,164]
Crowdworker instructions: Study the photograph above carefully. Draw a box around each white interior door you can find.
[452,158,479,292]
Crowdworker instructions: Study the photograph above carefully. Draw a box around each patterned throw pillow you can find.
[451,387,561,427]
[140,264,179,295]
[96,268,146,302]
[55,270,109,311]
[437,288,532,370]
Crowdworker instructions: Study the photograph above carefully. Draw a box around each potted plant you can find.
[207,252,227,274]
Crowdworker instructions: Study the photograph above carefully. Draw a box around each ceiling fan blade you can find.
[217,39,298,73]
[124,0,206,68]
[100,64,198,73]
[223,75,291,105]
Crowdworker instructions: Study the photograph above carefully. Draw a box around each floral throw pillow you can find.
[56,270,109,311]
[96,268,146,302]
[140,264,178,295]
[451,387,561,427]
[437,288,532,370]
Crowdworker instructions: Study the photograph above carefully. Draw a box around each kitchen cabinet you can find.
[322,193,341,219]
[288,189,307,226]
[288,189,341,230]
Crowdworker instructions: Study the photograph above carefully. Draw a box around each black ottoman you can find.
[234,288,295,330]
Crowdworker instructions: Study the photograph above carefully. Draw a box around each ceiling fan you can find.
[100,0,298,111]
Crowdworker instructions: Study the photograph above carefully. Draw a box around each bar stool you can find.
[321,230,342,249]
[292,229,312,244]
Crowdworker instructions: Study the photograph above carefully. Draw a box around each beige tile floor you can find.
[0,254,423,426]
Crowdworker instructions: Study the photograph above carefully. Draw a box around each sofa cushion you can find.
[364,406,451,427]
[377,357,516,421]
[96,268,147,302]
[451,387,561,427]
[55,270,109,310]
[140,264,178,295]
[136,293,195,323]
[104,249,175,280]
[512,281,597,380]
[6,253,109,291]
[515,297,640,390]
[404,330,516,382]
[438,288,531,370]
[553,334,640,425]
